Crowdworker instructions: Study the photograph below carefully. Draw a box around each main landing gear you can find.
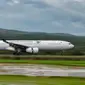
[13,48,21,55]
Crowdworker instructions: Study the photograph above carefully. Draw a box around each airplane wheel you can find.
[13,52,16,55]
[13,49,21,55]
[13,52,21,55]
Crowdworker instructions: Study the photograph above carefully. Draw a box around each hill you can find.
[0,28,75,40]
[0,28,85,52]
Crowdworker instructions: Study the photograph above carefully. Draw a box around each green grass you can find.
[0,59,85,66]
[0,75,85,85]
[2,55,85,58]
[7,55,85,58]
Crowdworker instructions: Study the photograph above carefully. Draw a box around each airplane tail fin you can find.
[2,39,6,42]
[2,39,9,43]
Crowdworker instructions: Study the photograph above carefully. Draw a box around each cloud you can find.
[7,0,20,6]
[0,0,85,35]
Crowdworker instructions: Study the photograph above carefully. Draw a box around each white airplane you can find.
[0,39,74,55]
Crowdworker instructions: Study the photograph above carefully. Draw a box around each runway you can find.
[0,64,85,77]
[0,54,85,60]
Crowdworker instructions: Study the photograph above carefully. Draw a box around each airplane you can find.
[0,39,74,55]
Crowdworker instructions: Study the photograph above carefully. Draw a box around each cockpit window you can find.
[69,42,71,45]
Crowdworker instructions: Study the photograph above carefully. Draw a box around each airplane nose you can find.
[70,44,74,48]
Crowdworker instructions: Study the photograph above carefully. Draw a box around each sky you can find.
[0,0,85,35]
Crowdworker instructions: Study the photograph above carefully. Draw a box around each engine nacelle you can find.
[26,47,39,53]
[6,47,15,51]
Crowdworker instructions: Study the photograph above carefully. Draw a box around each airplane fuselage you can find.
[0,40,74,52]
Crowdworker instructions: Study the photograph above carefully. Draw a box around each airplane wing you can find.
[2,39,28,49]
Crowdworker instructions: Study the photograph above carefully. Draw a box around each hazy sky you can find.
[0,0,85,35]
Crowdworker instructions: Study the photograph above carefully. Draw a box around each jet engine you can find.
[26,47,39,53]
[6,47,15,51]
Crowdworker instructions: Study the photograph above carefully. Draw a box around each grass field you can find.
[0,59,85,66]
[0,75,84,85]
[1,55,85,60]
[3,55,85,58]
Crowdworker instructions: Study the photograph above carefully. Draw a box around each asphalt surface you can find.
[0,64,85,77]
